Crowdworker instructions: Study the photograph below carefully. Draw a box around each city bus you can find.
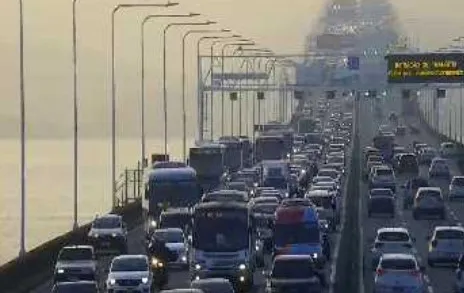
[189,143,226,191]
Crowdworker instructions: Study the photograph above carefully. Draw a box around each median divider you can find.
[333,96,361,293]
[0,200,143,293]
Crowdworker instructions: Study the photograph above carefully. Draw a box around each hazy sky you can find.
[0,0,463,138]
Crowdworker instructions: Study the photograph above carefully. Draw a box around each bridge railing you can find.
[114,162,144,208]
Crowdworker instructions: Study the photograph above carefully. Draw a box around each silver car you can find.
[428,157,451,179]
[374,253,426,293]
[449,176,464,200]
[370,227,416,268]
[427,226,464,266]
[106,255,153,293]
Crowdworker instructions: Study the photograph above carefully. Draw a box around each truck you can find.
[190,201,256,291]
[255,135,286,162]
[218,137,243,172]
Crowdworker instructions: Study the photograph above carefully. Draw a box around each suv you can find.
[427,226,464,266]
[428,158,451,179]
[88,214,128,254]
[106,255,153,292]
[413,187,445,220]
[449,176,464,200]
[396,153,419,174]
[266,255,325,293]
[369,165,396,192]
[53,246,96,283]
[370,227,415,268]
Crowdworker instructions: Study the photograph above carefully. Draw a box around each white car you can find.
[374,253,426,293]
[153,228,189,268]
[317,168,341,184]
[449,176,464,200]
[53,245,97,283]
[106,255,153,292]
[412,187,446,220]
[370,227,415,268]
[369,165,396,192]
[428,157,451,179]
[440,141,459,157]
[427,226,464,266]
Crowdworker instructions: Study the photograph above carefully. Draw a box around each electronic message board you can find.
[386,53,464,84]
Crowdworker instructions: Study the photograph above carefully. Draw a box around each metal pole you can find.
[72,0,79,230]
[460,84,463,144]
[209,42,217,140]
[19,0,26,257]
[221,47,225,136]
[231,99,234,135]
[162,25,170,157]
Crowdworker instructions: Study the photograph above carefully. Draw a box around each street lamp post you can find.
[181,29,230,161]
[163,20,215,157]
[110,2,177,208]
[141,14,201,166]
[19,0,26,257]
[197,36,220,141]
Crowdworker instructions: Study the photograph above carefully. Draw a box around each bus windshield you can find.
[274,223,320,246]
[190,152,223,178]
[148,180,199,213]
[193,210,249,252]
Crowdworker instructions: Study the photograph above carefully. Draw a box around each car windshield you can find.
[53,283,98,293]
[272,259,314,279]
[378,232,409,242]
[111,258,148,272]
[435,230,464,240]
[381,258,416,270]
[452,178,464,186]
[376,169,392,176]
[93,217,121,229]
[154,230,184,243]
[58,248,93,261]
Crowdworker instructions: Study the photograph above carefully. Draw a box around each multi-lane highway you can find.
[360,95,464,293]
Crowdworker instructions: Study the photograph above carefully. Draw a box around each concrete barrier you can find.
[0,201,143,293]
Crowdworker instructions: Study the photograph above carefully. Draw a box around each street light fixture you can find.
[140,13,198,169]
[110,2,179,209]
[162,20,216,157]
[181,28,231,161]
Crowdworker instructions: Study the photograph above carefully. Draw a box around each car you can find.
[191,278,235,293]
[226,181,249,193]
[51,281,99,293]
[317,168,341,184]
[152,228,189,268]
[369,165,396,192]
[413,143,428,155]
[427,226,464,266]
[440,141,459,157]
[413,187,446,220]
[312,176,336,185]
[250,196,280,205]
[370,227,415,268]
[266,255,325,293]
[450,176,464,200]
[401,177,429,209]
[418,147,437,165]
[374,254,426,293]
[53,246,97,283]
[367,196,395,218]
[87,214,128,255]
[396,153,419,174]
[428,157,451,179]
[106,255,153,293]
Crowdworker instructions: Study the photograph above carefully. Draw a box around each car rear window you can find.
[435,230,464,239]
[376,169,392,176]
[400,155,417,164]
[452,177,464,186]
[378,232,410,242]
[381,258,416,270]
[370,189,393,196]
[417,190,442,200]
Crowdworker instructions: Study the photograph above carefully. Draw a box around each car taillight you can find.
[376,268,384,276]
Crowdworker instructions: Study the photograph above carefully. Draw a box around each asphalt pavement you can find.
[360,96,463,293]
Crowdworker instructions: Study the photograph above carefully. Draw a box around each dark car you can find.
[396,153,419,174]
[368,196,395,218]
[52,281,99,293]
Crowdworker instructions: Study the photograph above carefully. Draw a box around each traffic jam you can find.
[360,93,464,293]
[48,93,354,293]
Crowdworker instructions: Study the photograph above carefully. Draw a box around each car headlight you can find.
[181,256,187,262]
[312,253,318,259]
[112,233,118,237]
[150,220,157,228]
[57,269,65,274]
[255,245,260,251]
[195,264,201,270]
[90,233,99,238]
[142,277,148,284]
[253,182,258,187]
[151,257,164,268]
[109,278,116,285]
[239,263,246,270]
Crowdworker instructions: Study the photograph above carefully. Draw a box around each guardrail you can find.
[114,163,144,208]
